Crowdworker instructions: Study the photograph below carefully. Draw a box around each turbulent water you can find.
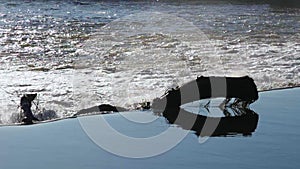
[0,0,299,124]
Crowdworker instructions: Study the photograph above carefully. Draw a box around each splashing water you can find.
[74,12,230,110]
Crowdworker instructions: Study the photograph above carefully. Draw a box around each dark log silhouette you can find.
[76,104,128,116]
[152,76,259,113]
[20,94,39,124]
[181,76,258,105]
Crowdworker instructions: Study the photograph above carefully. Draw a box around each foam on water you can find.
[76,12,222,109]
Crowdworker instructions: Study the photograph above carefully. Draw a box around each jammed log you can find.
[152,76,259,113]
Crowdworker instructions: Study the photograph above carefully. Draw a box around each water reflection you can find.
[161,106,259,137]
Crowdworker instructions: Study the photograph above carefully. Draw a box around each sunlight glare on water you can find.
[76,12,228,109]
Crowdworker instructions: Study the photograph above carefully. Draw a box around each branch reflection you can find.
[160,106,259,137]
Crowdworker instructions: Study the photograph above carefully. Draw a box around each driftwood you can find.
[76,104,128,116]
[152,76,259,113]
[20,94,39,124]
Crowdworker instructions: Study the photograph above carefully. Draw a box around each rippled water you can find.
[0,0,299,124]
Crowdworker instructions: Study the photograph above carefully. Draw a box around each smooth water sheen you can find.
[0,88,299,169]
[0,0,299,124]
